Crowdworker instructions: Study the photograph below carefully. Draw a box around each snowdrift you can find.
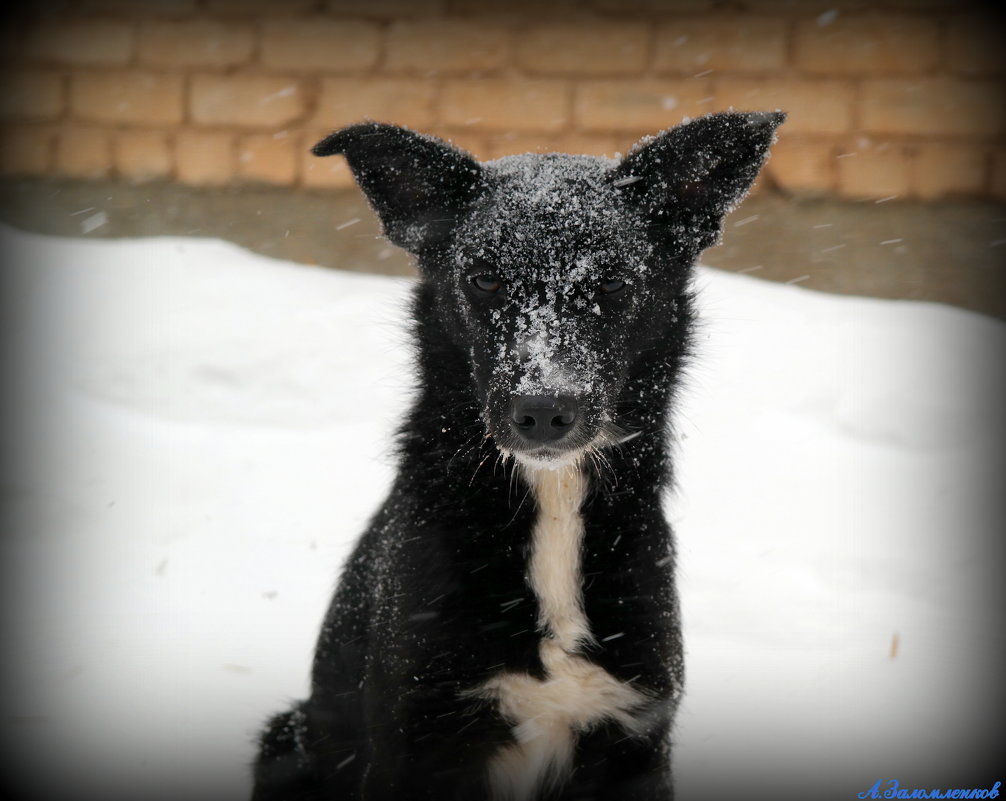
[1,224,1002,800]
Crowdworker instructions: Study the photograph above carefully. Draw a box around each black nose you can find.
[510,395,578,444]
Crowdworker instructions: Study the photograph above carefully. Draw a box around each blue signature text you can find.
[860,779,1001,800]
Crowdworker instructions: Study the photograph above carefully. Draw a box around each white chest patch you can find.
[470,466,650,801]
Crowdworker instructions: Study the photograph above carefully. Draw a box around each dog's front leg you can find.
[562,715,676,801]
[358,683,509,801]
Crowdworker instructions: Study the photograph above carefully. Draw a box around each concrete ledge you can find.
[1,177,1004,318]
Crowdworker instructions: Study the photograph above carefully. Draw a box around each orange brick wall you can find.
[1,0,1004,200]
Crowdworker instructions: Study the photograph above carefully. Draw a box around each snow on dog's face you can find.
[314,112,784,468]
[449,154,651,467]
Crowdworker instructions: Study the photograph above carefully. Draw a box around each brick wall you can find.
[1,0,1004,200]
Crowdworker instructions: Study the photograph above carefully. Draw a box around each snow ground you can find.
[1,224,1003,800]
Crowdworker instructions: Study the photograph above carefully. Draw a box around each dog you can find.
[250,110,783,801]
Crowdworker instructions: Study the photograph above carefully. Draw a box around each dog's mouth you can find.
[493,416,639,472]
[502,444,584,471]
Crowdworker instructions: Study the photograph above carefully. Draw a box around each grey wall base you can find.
[2,177,1003,319]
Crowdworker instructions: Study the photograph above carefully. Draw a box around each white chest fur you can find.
[471,466,649,801]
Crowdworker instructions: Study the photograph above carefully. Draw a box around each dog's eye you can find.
[472,275,503,294]
[597,279,626,296]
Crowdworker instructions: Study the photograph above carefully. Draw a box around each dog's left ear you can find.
[313,122,484,252]
[609,111,785,251]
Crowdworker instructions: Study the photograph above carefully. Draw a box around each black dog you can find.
[251,110,783,801]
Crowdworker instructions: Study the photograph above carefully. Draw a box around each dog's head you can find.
[315,111,783,470]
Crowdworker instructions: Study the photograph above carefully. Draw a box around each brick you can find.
[190,75,306,127]
[22,20,133,66]
[450,0,581,14]
[327,0,446,15]
[485,132,621,160]
[991,150,1006,200]
[836,142,910,199]
[654,17,787,74]
[860,78,1006,137]
[794,15,939,75]
[80,0,196,15]
[260,19,380,71]
[516,23,649,76]
[315,78,436,130]
[483,133,555,160]
[734,0,869,9]
[441,79,569,132]
[0,70,63,121]
[439,131,488,160]
[71,71,184,125]
[205,0,316,13]
[946,15,1006,76]
[238,133,298,185]
[766,137,835,195]
[385,21,509,73]
[575,79,712,133]
[912,143,986,200]
[138,20,255,67]
[714,78,853,135]
[591,0,717,9]
[881,0,961,8]
[0,126,55,175]
[301,137,355,189]
[114,130,172,182]
[55,127,111,179]
[556,133,624,159]
[175,130,233,186]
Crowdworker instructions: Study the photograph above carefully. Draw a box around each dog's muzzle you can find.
[509,394,579,445]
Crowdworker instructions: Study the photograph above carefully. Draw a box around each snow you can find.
[2,223,1002,800]
[458,152,652,406]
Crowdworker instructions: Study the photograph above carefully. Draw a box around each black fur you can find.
[252,111,783,801]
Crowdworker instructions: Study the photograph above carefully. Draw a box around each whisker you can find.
[585,448,605,487]
[447,436,483,471]
[504,485,532,528]
[590,445,617,490]
[469,450,495,486]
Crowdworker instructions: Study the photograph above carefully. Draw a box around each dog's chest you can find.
[471,467,648,801]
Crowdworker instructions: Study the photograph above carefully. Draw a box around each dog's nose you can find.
[510,395,578,444]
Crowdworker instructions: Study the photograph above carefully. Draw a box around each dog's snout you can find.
[510,395,578,444]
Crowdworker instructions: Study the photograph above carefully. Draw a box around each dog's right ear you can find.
[313,122,484,252]
[609,111,785,252]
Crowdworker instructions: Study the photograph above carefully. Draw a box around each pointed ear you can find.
[313,122,484,252]
[609,111,785,252]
